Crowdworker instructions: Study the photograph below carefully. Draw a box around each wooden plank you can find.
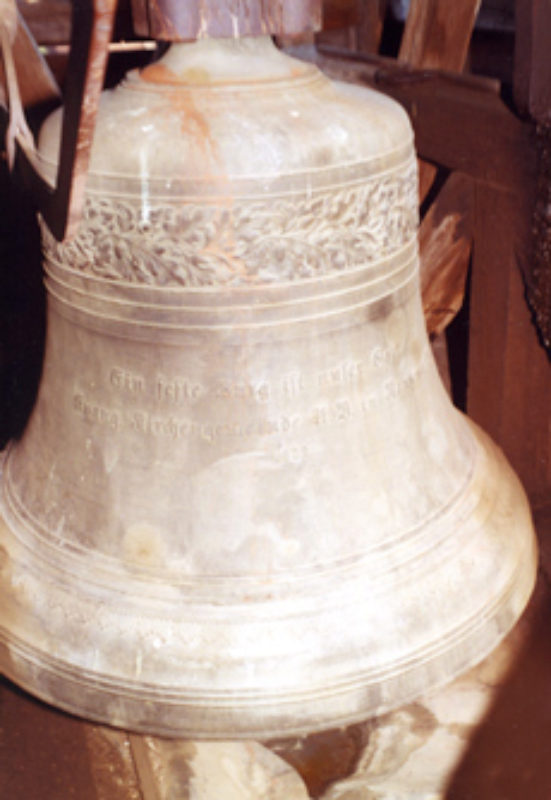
[467,184,551,505]
[128,735,163,800]
[16,0,138,46]
[0,678,99,800]
[267,723,370,797]
[0,678,142,800]
[356,0,388,54]
[419,172,474,335]
[513,1,551,354]
[398,0,481,203]
[321,0,359,29]
[446,577,551,800]
[16,0,71,44]
[13,0,117,241]
[514,0,551,120]
[0,12,60,110]
[399,0,482,71]
[129,737,311,799]
[85,727,143,800]
[525,125,551,352]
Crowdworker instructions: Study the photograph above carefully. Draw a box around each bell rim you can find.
[0,422,538,738]
[0,545,536,739]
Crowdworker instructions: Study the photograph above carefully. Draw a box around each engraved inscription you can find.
[71,350,425,443]
[279,372,306,400]
[361,370,420,412]
[73,394,120,430]
[110,368,145,395]
[127,412,302,442]
[106,361,377,408]
[317,361,366,390]
[311,399,353,427]
[214,381,270,404]
[156,375,206,404]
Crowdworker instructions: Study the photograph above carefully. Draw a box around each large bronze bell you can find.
[0,27,537,738]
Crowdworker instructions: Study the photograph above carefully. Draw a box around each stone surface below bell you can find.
[0,37,537,738]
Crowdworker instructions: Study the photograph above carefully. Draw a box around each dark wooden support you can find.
[512,0,551,352]
[14,0,72,45]
[468,184,551,506]
[9,0,117,241]
[514,0,551,119]
[0,680,98,800]
[419,172,474,336]
[397,0,480,209]
[320,0,358,30]
[399,0,481,71]
[0,13,60,109]
[355,0,388,54]
[398,0,480,202]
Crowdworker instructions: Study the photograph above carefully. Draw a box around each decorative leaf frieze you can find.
[42,161,418,287]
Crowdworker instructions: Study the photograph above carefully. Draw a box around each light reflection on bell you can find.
[0,36,537,738]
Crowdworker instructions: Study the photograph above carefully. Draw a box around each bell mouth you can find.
[0,422,537,739]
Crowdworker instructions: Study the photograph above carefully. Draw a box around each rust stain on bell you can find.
[0,37,537,739]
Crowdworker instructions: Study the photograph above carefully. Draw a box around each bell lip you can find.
[0,544,537,739]
[0,423,539,738]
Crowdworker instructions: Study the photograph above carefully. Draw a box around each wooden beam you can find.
[16,0,72,45]
[513,0,551,353]
[129,736,311,799]
[12,0,117,241]
[514,0,551,120]
[399,0,481,72]
[356,0,387,54]
[0,13,60,110]
[322,0,359,29]
[84,727,143,800]
[398,0,481,203]
[0,679,98,799]
[419,172,474,335]
[467,184,551,506]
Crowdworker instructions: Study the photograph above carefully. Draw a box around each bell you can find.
[0,24,537,738]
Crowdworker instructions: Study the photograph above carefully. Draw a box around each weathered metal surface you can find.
[0,37,537,739]
[130,0,322,39]
[3,571,551,797]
